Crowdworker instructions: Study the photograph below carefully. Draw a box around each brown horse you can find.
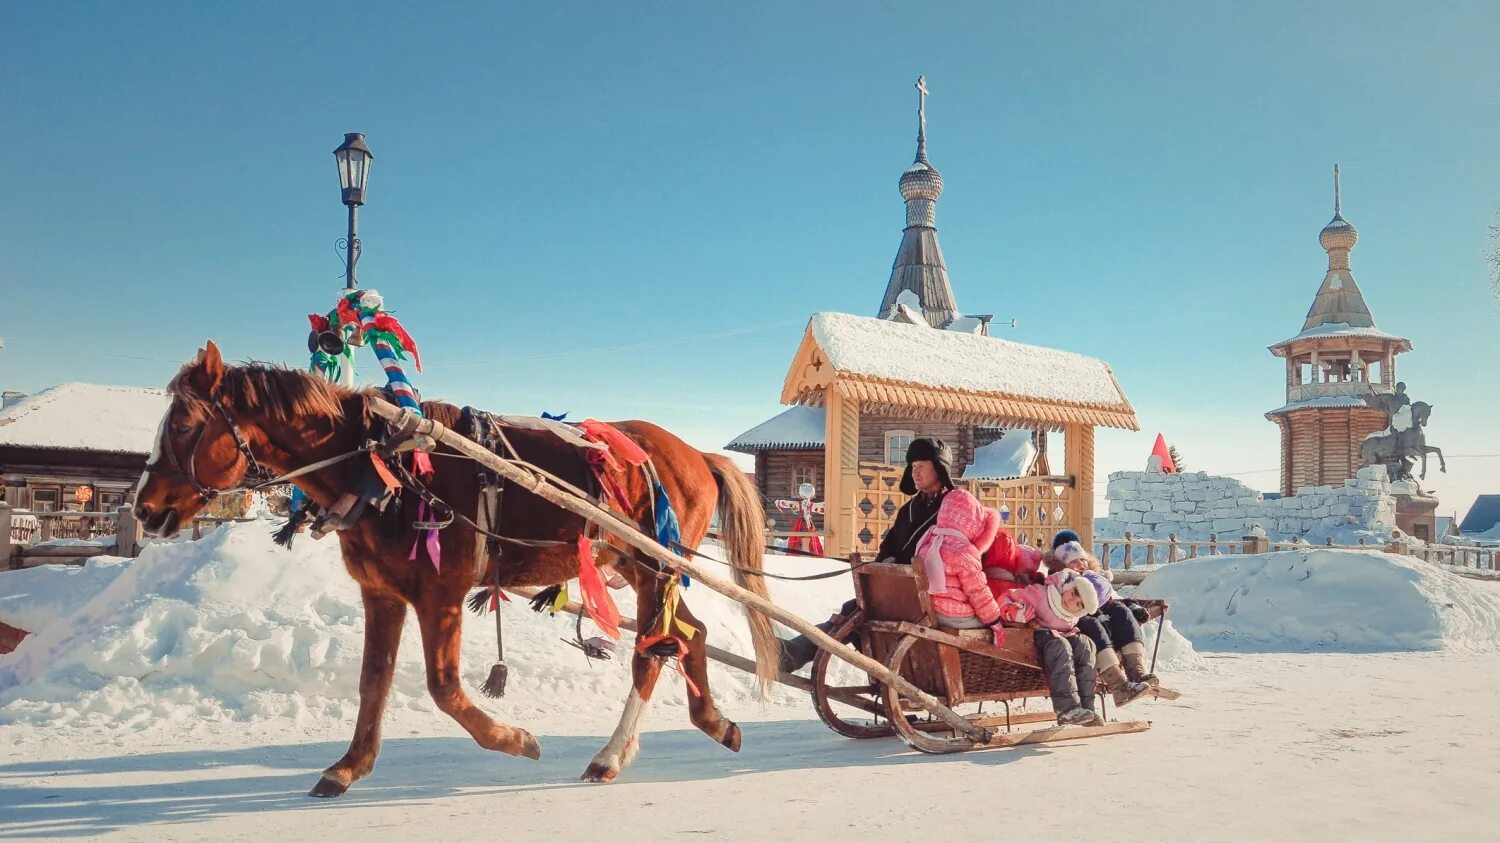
[131,342,779,797]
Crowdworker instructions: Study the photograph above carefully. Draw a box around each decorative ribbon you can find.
[576,535,622,640]
[409,500,443,573]
[634,576,701,697]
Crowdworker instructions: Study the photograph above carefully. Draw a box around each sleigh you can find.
[808,558,1162,753]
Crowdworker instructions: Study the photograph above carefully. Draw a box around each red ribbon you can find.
[576,535,621,640]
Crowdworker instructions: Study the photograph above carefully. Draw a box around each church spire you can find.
[1303,164,1374,330]
[878,76,959,328]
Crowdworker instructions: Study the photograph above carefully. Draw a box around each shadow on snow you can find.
[0,720,1050,838]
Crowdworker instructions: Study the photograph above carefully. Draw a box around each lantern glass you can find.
[333,133,373,204]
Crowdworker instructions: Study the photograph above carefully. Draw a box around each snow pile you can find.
[0,556,131,634]
[1134,549,1500,652]
[0,523,855,732]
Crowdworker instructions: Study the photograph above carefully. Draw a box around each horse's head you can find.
[133,341,265,537]
[1412,401,1432,425]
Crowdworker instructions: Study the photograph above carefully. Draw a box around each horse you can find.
[1360,401,1445,480]
[131,342,780,797]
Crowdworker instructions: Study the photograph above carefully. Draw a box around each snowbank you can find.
[1135,549,1500,652]
[0,556,131,635]
[0,522,854,732]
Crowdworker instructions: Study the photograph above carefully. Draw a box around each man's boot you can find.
[1097,646,1151,707]
[776,599,858,673]
[1121,641,1159,687]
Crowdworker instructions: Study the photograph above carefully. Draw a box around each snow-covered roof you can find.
[807,312,1130,408]
[1271,321,1411,351]
[1264,395,1371,415]
[725,406,825,453]
[0,383,170,454]
[961,430,1038,480]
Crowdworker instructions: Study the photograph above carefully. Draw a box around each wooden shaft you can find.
[367,399,988,743]
[504,586,877,713]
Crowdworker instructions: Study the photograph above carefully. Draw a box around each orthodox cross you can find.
[916,75,929,140]
[1334,163,1342,215]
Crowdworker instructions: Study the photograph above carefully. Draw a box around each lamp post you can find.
[333,132,373,290]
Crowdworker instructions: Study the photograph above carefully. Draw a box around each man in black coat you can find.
[777,437,956,672]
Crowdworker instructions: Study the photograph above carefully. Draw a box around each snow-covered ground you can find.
[2,525,1500,840]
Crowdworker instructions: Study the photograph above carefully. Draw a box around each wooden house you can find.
[729,79,1139,554]
[0,383,170,514]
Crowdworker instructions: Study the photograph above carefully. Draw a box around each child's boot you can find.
[1098,646,1151,707]
[1121,641,1160,687]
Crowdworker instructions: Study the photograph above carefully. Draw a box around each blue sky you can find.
[3,2,1498,518]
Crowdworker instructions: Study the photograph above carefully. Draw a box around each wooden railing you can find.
[851,462,1076,556]
[1095,530,1499,574]
[0,504,257,569]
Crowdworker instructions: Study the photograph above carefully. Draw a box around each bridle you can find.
[144,394,376,505]
[144,398,273,503]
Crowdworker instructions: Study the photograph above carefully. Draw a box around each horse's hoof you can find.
[580,762,620,783]
[720,722,742,753]
[309,775,350,798]
[518,731,542,761]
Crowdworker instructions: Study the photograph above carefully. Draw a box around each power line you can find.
[14,339,187,364]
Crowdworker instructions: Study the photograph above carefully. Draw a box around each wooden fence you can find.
[1097,530,1499,578]
[1,503,255,569]
[852,463,1076,557]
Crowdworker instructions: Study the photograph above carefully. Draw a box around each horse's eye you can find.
[174,424,193,435]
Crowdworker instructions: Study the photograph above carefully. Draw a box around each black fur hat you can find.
[899,437,955,495]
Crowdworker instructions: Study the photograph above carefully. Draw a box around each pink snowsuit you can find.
[913,489,1003,625]
[995,570,1094,636]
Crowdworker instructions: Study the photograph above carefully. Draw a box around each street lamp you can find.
[333,132,373,289]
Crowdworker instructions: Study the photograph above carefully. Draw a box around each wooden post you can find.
[1145,541,1155,567]
[39,515,53,543]
[1208,532,1218,555]
[1168,533,1179,563]
[822,390,860,559]
[0,503,13,570]
[365,398,990,743]
[1065,424,1096,549]
[114,505,141,557]
[1245,534,1270,555]
[1122,531,1133,569]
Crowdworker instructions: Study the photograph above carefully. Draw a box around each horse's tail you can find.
[702,452,778,700]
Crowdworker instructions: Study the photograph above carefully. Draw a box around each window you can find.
[885,430,915,465]
[30,488,59,512]
[792,466,817,497]
[98,491,125,513]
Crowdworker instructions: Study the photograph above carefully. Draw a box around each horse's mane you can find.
[169,360,349,422]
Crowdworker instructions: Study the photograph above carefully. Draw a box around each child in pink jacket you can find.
[993,569,1104,726]
[912,489,1005,635]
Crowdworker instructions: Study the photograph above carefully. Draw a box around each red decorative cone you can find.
[1151,433,1178,474]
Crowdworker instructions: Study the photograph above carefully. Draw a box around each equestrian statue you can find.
[1359,382,1446,482]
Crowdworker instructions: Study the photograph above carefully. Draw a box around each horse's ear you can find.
[186,340,227,398]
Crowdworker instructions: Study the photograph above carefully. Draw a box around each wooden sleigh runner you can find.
[809,559,1173,753]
